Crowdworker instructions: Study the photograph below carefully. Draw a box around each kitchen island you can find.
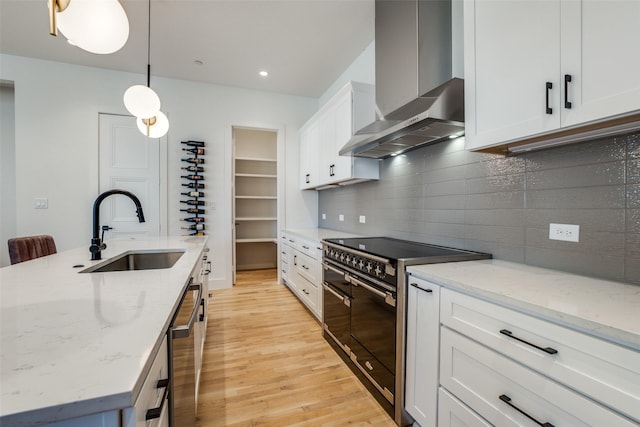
[0,236,208,427]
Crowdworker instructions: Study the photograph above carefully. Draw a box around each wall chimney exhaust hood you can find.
[340,0,465,159]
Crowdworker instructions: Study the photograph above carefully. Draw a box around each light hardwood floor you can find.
[196,269,397,426]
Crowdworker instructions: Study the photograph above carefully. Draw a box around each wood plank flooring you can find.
[196,269,397,426]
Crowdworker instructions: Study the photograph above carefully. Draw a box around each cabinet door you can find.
[464,0,561,150]
[438,388,491,427]
[299,121,320,189]
[319,109,336,184]
[332,90,355,182]
[560,0,640,128]
[404,277,440,427]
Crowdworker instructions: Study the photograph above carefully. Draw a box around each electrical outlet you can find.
[549,223,580,242]
[34,198,48,209]
[322,213,326,220]
[339,214,344,222]
[359,215,366,224]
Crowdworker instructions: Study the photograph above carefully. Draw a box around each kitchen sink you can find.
[80,249,185,273]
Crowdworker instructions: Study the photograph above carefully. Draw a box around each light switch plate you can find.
[359,215,366,223]
[322,213,326,220]
[549,223,580,242]
[339,214,344,222]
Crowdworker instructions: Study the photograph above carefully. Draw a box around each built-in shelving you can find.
[233,128,279,273]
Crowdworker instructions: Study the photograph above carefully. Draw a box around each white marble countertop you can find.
[282,228,362,244]
[0,236,208,426]
[407,259,640,350]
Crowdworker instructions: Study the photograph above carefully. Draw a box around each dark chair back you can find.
[8,235,57,265]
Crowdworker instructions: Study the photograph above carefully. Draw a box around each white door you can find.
[98,114,167,240]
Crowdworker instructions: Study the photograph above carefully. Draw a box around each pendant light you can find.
[122,0,169,138]
[49,0,129,55]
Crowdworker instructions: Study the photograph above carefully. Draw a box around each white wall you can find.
[0,54,317,286]
[0,84,17,267]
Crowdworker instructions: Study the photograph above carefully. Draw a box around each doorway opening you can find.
[232,127,279,282]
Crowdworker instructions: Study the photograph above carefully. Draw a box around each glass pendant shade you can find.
[123,85,161,119]
[56,0,129,54]
[137,111,169,138]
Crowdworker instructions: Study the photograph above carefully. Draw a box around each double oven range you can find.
[322,237,490,426]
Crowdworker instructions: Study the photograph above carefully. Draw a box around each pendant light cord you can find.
[146,0,151,87]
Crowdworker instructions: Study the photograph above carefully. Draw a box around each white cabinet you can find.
[438,388,490,427]
[280,230,322,319]
[438,287,640,426]
[194,247,209,410]
[464,0,640,151]
[299,81,379,190]
[404,276,440,427]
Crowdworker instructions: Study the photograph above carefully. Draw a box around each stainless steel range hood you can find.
[340,0,465,159]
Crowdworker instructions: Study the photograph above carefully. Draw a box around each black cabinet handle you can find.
[545,82,553,114]
[305,173,310,184]
[500,329,558,355]
[499,395,555,427]
[294,255,297,266]
[564,74,572,109]
[329,164,335,177]
[199,297,205,321]
[145,378,170,420]
[410,282,433,293]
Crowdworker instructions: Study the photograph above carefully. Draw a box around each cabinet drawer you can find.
[298,276,319,313]
[125,335,169,427]
[440,327,637,427]
[441,288,640,422]
[296,251,319,284]
[296,238,319,259]
[438,388,491,427]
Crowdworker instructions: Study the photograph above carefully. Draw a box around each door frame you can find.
[225,121,285,287]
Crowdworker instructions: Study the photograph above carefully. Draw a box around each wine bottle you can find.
[181,166,204,173]
[180,208,205,214]
[182,157,205,164]
[182,148,205,155]
[182,182,204,189]
[181,140,205,147]
[181,174,204,180]
[180,200,205,206]
[181,224,205,230]
[181,191,204,198]
[183,231,205,237]
[182,216,205,223]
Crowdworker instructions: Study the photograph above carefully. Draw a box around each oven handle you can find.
[322,283,351,307]
[322,262,345,277]
[347,275,396,307]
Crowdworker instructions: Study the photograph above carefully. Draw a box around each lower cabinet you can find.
[280,231,322,319]
[404,276,440,427]
[404,277,640,427]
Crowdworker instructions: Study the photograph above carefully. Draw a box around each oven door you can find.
[322,261,351,353]
[349,273,396,374]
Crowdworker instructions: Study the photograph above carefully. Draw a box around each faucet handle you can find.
[101,225,113,242]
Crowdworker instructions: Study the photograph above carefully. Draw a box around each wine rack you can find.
[180,140,206,236]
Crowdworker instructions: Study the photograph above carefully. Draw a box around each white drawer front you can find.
[296,251,319,284]
[296,238,318,259]
[125,335,169,427]
[440,327,637,427]
[298,276,319,314]
[441,288,640,422]
[438,388,491,427]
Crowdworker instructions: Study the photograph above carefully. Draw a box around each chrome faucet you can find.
[90,189,146,260]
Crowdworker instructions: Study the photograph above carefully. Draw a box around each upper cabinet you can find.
[464,0,640,152]
[299,81,379,190]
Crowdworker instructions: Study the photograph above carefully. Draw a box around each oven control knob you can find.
[345,255,351,264]
[365,262,373,273]
[339,252,345,262]
[352,256,359,267]
[374,264,382,276]
[359,259,365,269]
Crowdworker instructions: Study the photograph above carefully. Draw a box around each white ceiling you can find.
[0,0,375,98]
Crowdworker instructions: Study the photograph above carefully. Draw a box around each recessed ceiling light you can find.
[194,60,203,66]
[259,70,269,77]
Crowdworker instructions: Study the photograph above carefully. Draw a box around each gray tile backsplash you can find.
[318,132,640,285]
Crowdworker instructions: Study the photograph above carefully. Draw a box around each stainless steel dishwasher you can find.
[169,278,201,427]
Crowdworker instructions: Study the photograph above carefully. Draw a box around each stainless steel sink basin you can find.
[80,249,185,273]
